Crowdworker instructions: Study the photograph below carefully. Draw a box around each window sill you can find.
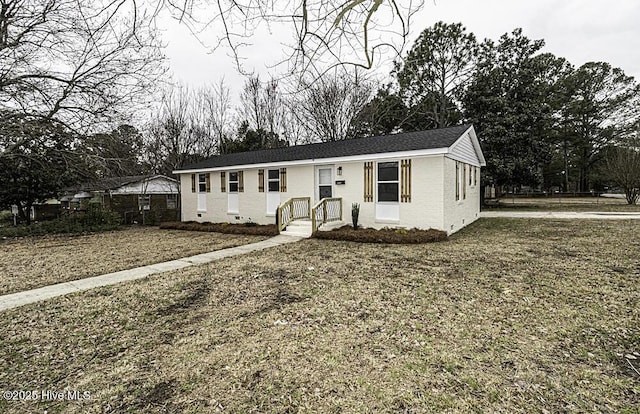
[375,219,401,224]
[227,211,239,215]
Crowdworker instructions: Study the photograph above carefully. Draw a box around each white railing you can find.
[311,198,342,233]
[277,197,311,232]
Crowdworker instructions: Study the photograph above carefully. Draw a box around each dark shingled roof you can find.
[177,124,472,171]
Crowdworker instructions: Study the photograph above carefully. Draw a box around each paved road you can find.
[0,234,302,312]
[481,211,640,219]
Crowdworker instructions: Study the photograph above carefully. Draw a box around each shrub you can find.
[160,221,278,236]
[313,225,447,244]
[82,203,121,227]
[351,202,360,230]
[0,205,122,239]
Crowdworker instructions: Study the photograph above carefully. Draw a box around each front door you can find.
[197,173,207,212]
[266,168,280,215]
[316,166,333,201]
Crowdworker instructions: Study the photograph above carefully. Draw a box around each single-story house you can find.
[173,124,486,235]
[62,175,180,223]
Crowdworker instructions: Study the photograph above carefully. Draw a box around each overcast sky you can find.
[161,0,640,94]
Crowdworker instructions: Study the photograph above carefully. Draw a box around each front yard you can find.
[485,196,640,212]
[0,227,267,296]
[0,219,638,412]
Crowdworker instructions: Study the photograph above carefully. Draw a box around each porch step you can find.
[317,221,346,231]
[281,219,313,238]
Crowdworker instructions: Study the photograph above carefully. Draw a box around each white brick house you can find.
[173,125,486,235]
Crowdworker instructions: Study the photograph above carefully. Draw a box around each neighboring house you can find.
[63,175,180,223]
[173,125,486,235]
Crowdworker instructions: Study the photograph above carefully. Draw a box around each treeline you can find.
[360,23,639,194]
[145,23,640,195]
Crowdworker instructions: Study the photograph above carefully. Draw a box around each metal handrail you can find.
[311,197,342,233]
[277,197,311,232]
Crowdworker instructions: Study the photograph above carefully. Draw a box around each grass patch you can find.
[0,218,639,412]
[484,197,640,212]
[314,225,448,243]
[160,221,279,236]
[0,227,266,295]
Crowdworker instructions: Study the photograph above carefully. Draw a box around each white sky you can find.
[161,0,640,95]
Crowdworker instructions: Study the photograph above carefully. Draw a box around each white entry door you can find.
[315,166,333,201]
[266,168,280,215]
[197,173,207,211]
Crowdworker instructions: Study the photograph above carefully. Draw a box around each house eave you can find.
[173,147,449,174]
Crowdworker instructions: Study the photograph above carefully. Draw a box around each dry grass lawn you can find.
[488,196,640,212]
[0,227,266,296]
[0,218,639,413]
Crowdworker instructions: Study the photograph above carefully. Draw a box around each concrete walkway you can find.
[481,211,640,219]
[0,234,302,312]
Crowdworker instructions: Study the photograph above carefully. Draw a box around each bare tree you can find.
[240,77,267,132]
[153,0,424,77]
[145,83,232,175]
[238,76,285,141]
[606,144,640,205]
[0,0,166,132]
[199,79,233,152]
[294,69,373,142]
[146,85,198,175]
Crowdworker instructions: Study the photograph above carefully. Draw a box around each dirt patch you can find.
[314,225,448,243]
[160,221,279,236]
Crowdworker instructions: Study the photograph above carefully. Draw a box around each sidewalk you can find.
[0,234,302,312]
[480,211,640,219]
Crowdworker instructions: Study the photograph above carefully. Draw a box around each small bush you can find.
[0,204,123,239]
[0,210,12,223]
[0,216,122,239]
[82,203,121,227]
[160,221,278,236]
[313,225,447,244]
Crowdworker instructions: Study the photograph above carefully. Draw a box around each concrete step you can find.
[281,219,313,238]
[280,230,312,238]
[317,221,346,231]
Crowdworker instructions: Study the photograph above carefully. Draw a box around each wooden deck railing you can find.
[277,197,311,232]
[311,197,342,233]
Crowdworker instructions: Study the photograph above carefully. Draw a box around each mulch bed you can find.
[160,221,279,236]
[313,225,448,243]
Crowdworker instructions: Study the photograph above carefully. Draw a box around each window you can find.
[138,194,150,210]
[463,164,467,200]
[377,161,399,202]
[198,173,207,193]
[268,169,279,192]
[474,167,478,186]
[455,162,460,201]
[229,171,239,192]
[166,194,177,209]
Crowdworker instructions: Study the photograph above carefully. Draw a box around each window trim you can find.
[166,194,177,209]
[267,168,280,193]
[198,173,207,193]
[138,194,151,211]
[376,160,400,203]
[228,171,239,193]
[455,162,460,201]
